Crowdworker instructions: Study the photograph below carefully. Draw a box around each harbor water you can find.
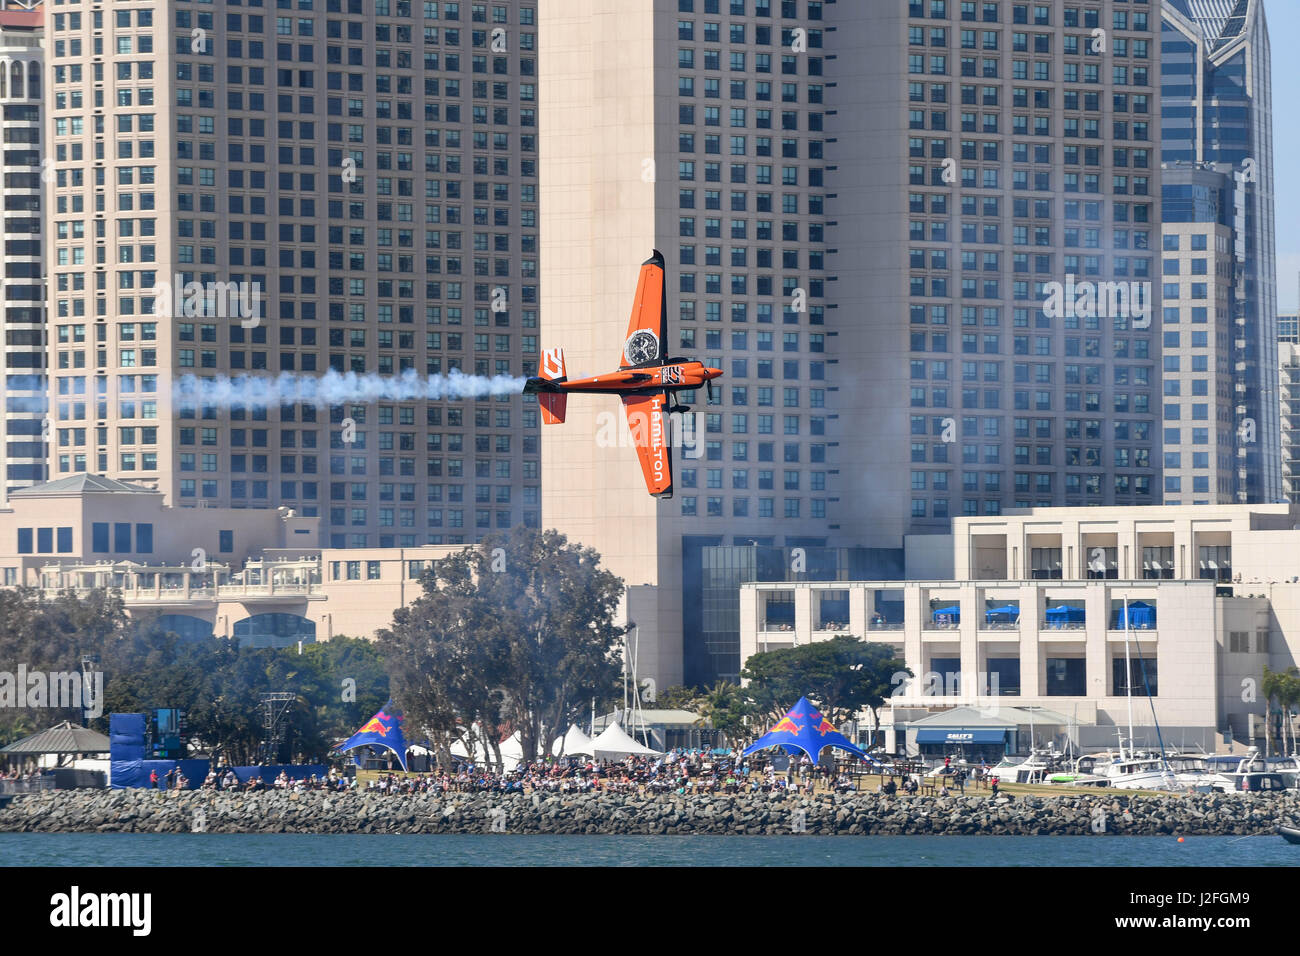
[3,832,1299,866]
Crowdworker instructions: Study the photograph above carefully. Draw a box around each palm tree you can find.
[1280,669,1300,757]
[697,681,752,746]
[1262,666,1283,756]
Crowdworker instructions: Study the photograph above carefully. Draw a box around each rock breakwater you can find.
[2,788,1297,836]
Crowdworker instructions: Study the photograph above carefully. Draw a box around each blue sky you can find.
[1267,0,1300,310]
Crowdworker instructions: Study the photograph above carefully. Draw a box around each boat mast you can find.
[1124,595,1134,758]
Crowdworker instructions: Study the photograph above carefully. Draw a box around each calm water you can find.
[2,832,1299,866]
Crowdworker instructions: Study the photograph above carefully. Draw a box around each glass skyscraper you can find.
[1161,0,1280,503]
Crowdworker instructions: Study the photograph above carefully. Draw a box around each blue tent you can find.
[742,696,879,766]
[1113,601,1157,629]
[1044,605,1086,628]
[335,700,409,771]
[932,605,960,624]
[985,605,1020,624]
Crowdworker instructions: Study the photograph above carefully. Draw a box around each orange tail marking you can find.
[538,347,568,425]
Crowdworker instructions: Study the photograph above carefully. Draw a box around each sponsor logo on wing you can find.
[624,330,660,365]
[650,394,667,483]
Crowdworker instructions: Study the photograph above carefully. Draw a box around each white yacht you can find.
[1208,748,1289,793]
[985,747,1060,785]
[1101,752,1181,791]
[1045,755,1110,787]
[1164,751,1215,791]
[1084,740,1181,791]
[1269,754,1300,790]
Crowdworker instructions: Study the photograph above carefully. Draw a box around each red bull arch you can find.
[743,696,881,766]
[335,700,409,771]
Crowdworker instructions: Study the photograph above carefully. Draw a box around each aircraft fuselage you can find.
[524,360,722,397]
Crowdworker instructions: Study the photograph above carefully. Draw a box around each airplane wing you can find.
[619,250,667,368]
[622,392,672,498]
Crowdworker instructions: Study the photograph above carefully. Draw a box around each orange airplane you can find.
[523,250,723,499]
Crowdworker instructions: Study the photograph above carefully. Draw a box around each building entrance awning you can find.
[915,729,1008,745]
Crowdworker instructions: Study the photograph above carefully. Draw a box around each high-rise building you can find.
[0,2,46,504]
[1160,0,1280,504]
[538,0,849,688]
[538,0,1160,687]
[1159,162,1238,504]
[875,0,1162,541]
[43,0,542,545]
[1280,310,1298,505]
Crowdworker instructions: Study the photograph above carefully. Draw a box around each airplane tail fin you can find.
[535,347,567,425]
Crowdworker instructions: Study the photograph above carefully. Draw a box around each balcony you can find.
[35,558,324,605]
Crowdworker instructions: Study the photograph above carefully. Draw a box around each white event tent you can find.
[589,721,662,761]
[551,724,594,757]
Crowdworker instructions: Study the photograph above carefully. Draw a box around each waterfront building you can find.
[740,502,1300,753]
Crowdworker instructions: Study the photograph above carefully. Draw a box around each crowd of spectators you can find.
[350,749,862,797]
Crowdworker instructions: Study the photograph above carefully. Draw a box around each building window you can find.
[1045,658,1085,696]
[1198,545,1230,582]
[1030,547,1061,579]
[1142,546,1173,579]
[1113,657,1157,697]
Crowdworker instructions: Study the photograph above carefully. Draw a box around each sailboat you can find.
[1097,597,1180,791]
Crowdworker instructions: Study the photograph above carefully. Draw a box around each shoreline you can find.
[2,788,1296,836]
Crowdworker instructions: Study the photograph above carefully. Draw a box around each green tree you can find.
[697,681,754,741]
[1263,666,1287,757]
[741,635,910,732]
[0,588,390,762]
[0,588,131,744]
[1276,667,1300,757]
[379,526,624,768]
[657,685,704,712]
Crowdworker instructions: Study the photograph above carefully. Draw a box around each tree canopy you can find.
[741,635,909,728]
[659,637,910,747]
[378,526,625,767]
[0,587,388,762]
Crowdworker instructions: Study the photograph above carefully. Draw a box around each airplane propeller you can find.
[706,378,717,403]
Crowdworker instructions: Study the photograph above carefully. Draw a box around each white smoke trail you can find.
[172,369,527,409]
